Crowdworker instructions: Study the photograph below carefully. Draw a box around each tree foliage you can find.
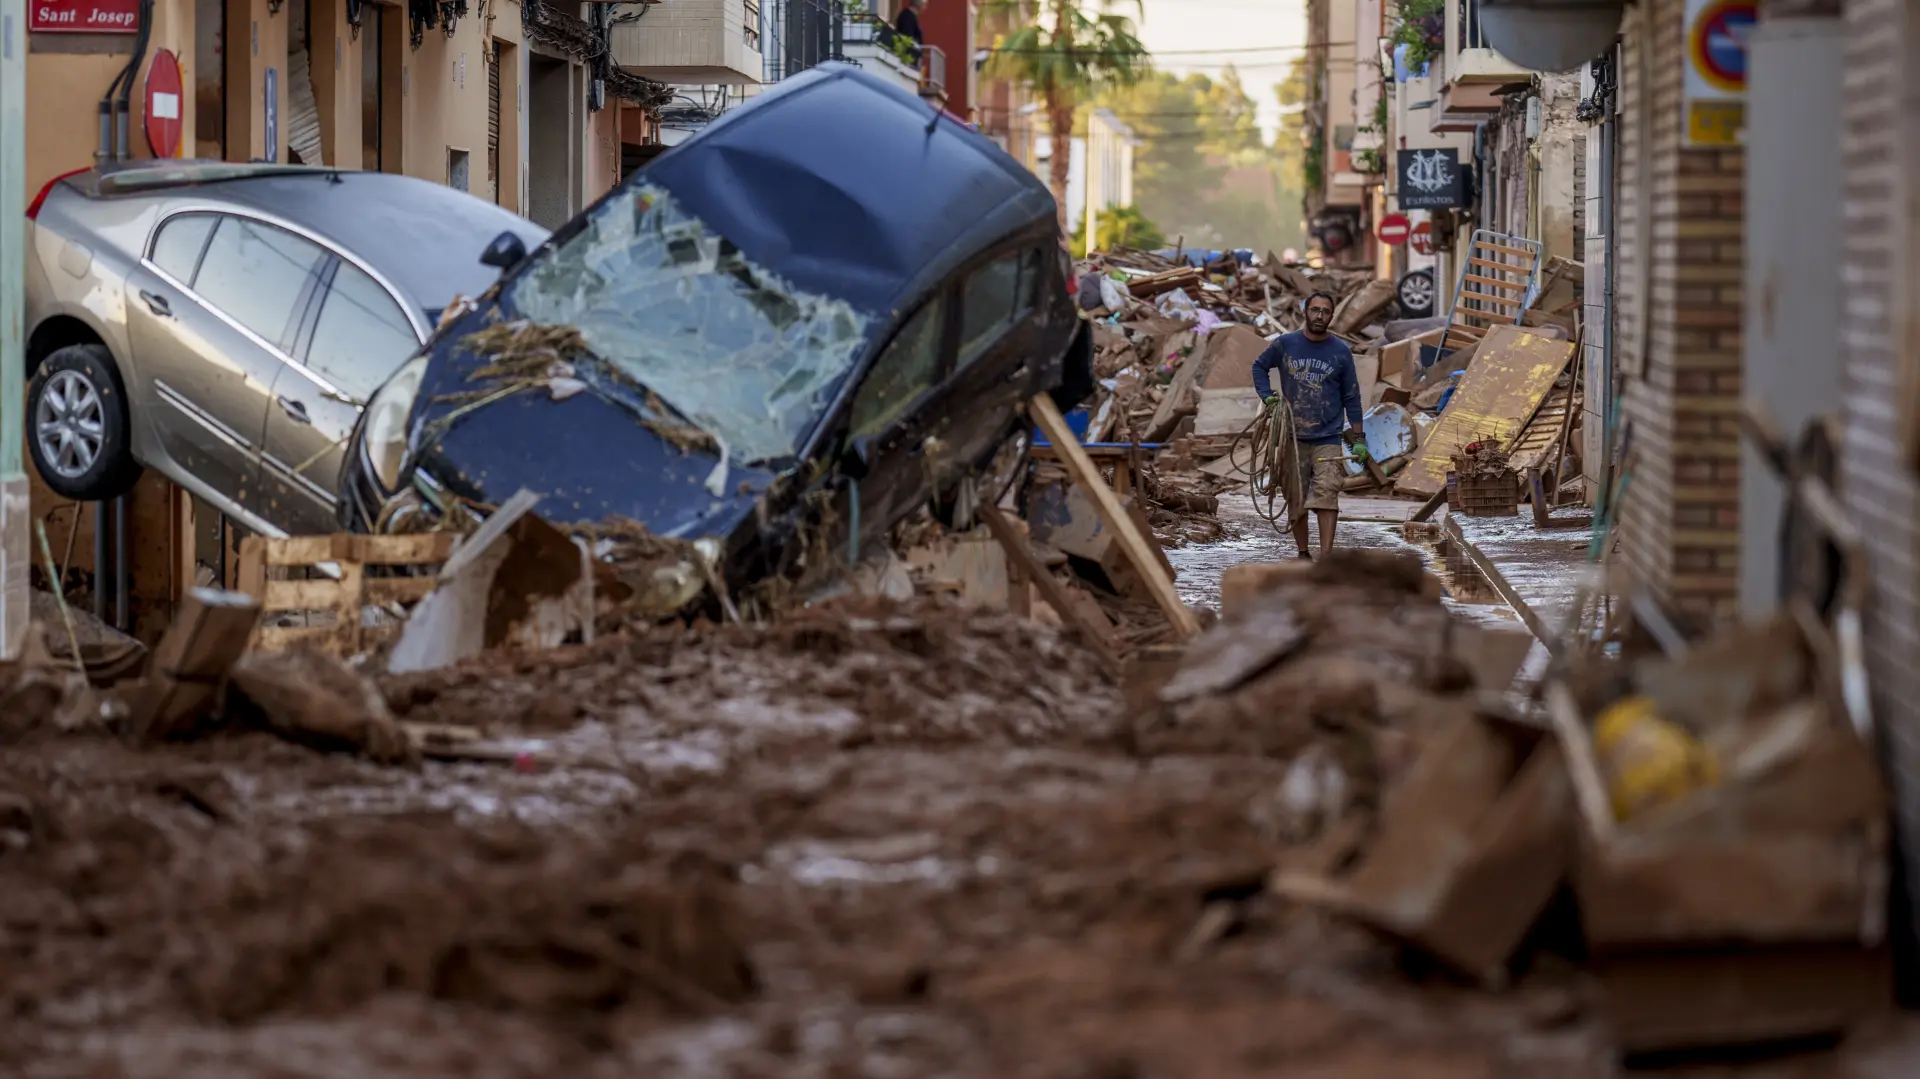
[1072,204,1166,252]
[1078,66,1305,255]
[982,0,1150,221]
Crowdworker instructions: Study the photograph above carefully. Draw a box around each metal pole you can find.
[0,0,29,661]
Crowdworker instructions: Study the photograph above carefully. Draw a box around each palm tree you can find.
[983,0,1149,230]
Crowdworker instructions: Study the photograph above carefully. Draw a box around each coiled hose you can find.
[1224,393,1304,534]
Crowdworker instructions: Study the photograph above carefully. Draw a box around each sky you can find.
[1133,0,1310,140]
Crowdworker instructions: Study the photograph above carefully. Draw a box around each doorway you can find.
[527,52,574,228]
[194,0,224,159]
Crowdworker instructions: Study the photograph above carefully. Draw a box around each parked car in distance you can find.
[341,63,1093,610]
[23,161,549,537]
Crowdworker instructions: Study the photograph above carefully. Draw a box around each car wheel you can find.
[931,427,1032,530]
[1396,269,1437,318]
[27,343,143,502]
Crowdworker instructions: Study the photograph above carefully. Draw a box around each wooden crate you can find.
[236,533,457,655]
[1446,470,1520,517]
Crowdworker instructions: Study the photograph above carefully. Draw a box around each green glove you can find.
[1351,442,1370,463]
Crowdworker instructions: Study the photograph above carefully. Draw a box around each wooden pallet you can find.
[1439,231,1543,356]
[236,533,458,655]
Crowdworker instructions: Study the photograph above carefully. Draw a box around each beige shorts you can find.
[1296,441,1344,514]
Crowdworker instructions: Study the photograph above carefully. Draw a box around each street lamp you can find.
[1,0,26,659]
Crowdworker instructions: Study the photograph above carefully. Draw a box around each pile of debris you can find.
[1075,246,1590,521]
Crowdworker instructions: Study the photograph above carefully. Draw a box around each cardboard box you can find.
[1272,710,1575,986]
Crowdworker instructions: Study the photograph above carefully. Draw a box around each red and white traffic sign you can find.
[30,0,138,33]
[1377,213,1411,246]
[145,50,184,159]
[1410,221,1435,256]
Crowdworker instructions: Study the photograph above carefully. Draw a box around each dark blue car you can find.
[340,63,1092,603]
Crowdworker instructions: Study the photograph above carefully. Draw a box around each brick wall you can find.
[1839,0,1920,959]
[1613,0,1747,627]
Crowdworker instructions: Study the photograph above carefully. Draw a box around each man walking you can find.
[1251,290,1365,559]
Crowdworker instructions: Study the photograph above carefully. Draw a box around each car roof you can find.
[83,164,548,315]
[641,63,1057,315]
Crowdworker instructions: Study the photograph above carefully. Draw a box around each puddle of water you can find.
[1167,502,1519,632]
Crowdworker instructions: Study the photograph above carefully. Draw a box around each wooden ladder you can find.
[1437,230,1544,357]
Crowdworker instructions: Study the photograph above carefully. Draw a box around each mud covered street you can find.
[6,517,1913,1078]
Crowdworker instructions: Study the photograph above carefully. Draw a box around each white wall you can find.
[1740,17,1845,616]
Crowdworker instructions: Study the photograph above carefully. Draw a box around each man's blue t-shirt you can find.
[1251,331,1363,444]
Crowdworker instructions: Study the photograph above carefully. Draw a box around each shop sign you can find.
[1397,149,1466,211]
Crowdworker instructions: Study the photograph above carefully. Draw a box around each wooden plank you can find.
[365,577,440,605]
[332,557,366,655]
[359,532,458,564]
[127,587,263,739]
[1479,240,1542,259]
[263,578,344,611]
[1469,257,1528,274]
[261,535,346,565]
[1464,273,1529,291]
[257,624,333,650]
[1459,290,1524,309]
[980,506,1120,675]
[1399,325,1577,497]
[1030,394,1200,638]
[236,536,267,600]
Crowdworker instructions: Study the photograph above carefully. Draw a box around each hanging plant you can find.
[1389,0,1445,71]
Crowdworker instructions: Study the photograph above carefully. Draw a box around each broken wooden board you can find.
[1397,325,1576,497]
[1507,377,1583,476]
[1032,394,1201,638]
[127,587,262,740]
[981,506,1121,674]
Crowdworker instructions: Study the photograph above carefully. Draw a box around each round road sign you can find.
[1688,0,1755,94]
[144,50,184,159]
[1378,213,1412,246]
[1410,221,1434,256]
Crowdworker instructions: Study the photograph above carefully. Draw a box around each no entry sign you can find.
[1410,221,1434,256]
[1378,213,1411,246]
[144,50,184,159]
[30,0,139,32]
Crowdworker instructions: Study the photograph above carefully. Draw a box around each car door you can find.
[261,257,423,534]
[124,210,323,516]
[841,293,955,552]
[934,245,1045,478]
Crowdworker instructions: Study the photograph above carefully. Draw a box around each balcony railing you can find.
[922,43,945,97]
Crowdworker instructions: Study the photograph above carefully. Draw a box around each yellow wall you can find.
[26,0,198,196]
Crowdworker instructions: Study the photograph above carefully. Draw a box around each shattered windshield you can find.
[505,183,871,464]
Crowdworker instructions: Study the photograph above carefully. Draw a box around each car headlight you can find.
[363,355,428,491]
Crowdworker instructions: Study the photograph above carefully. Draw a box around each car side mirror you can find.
[839,436,875,481]
[480,230,528,273]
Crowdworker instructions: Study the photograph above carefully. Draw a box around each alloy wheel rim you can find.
[35,369,106,479]
[1400,274,1434,310]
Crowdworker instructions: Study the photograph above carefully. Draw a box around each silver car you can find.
[23,161,548,537]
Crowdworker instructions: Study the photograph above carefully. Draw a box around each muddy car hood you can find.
[408,371,775,540]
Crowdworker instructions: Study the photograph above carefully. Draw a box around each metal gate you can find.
[487,49,502,204]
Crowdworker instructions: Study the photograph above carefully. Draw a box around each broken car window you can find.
[850,299,946,438]
[505,183,871,465]
[956,249,1038,371]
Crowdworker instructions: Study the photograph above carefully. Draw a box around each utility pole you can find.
[0,0,25,659]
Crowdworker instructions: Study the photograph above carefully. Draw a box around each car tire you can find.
[931,427,1032,530]
[26,343,143,502]
[1396,269,1437,319]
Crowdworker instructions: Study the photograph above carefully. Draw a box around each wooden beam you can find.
[1030,394,1200,638]
[1464,272,1529,291]
[981,507,1120,676]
